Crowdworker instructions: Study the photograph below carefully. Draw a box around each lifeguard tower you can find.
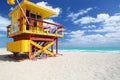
[7,0,64,59]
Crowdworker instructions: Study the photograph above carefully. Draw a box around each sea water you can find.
[58,47,120,54]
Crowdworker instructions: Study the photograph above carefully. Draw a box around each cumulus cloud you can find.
[0,16,10,31]
[74,16,95,24]
[36,1,61,17]
[74,13,110,24]
[60,30,120,48]
[74,13,120,32]
[0,34,5,37]
[60,13,120,48]
[68,7,93,21]
[82,25,96,29]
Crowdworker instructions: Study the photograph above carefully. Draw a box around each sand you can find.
[0,49,120,80]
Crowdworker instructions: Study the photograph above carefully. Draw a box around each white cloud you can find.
[9,7,14,11]
[74,16,95,24]
[74,13,120,32]
[0,16,10,31]
[97,13,109,22]
[74,13,110,24]
[36,1,61,17]
[0,34,5,37]
[60,30,120,48]
[60,13,120,48]
[83,25,96,29]
[68,7,93,21]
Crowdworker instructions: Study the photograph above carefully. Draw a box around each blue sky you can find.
[0,0,120,48]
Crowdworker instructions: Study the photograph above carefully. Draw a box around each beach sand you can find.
[0,49,120,80]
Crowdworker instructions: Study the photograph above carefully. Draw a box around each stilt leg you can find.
[13,52,18,57]
[29,44,33,59]
[51,45,54,53]
[56,38,58,54]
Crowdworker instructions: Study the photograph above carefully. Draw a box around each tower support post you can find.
[56,38,58,54]
[51,45,54,53]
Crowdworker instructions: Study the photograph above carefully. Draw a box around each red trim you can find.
[30,37,54,41]
[58,30,64,32]
[38,26,43,28]
[58,26,64,29]
[29,24,34,26]
[18,16,24,21]
[14,34,55,42]
[14,34,32,41]
[43,27,50,29]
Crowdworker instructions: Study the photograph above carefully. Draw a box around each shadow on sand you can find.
[0,54,29,62]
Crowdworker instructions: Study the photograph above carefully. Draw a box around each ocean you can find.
[0,48,120,54]
[58,47,120,53]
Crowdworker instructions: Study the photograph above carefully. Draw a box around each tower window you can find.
[26,10,30,17]
[30,13,36,18]
[37,15,42,20]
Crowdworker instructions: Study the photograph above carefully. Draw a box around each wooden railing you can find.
[18,16,64,36]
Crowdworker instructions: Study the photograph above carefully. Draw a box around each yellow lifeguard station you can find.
[7,0,64,59]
